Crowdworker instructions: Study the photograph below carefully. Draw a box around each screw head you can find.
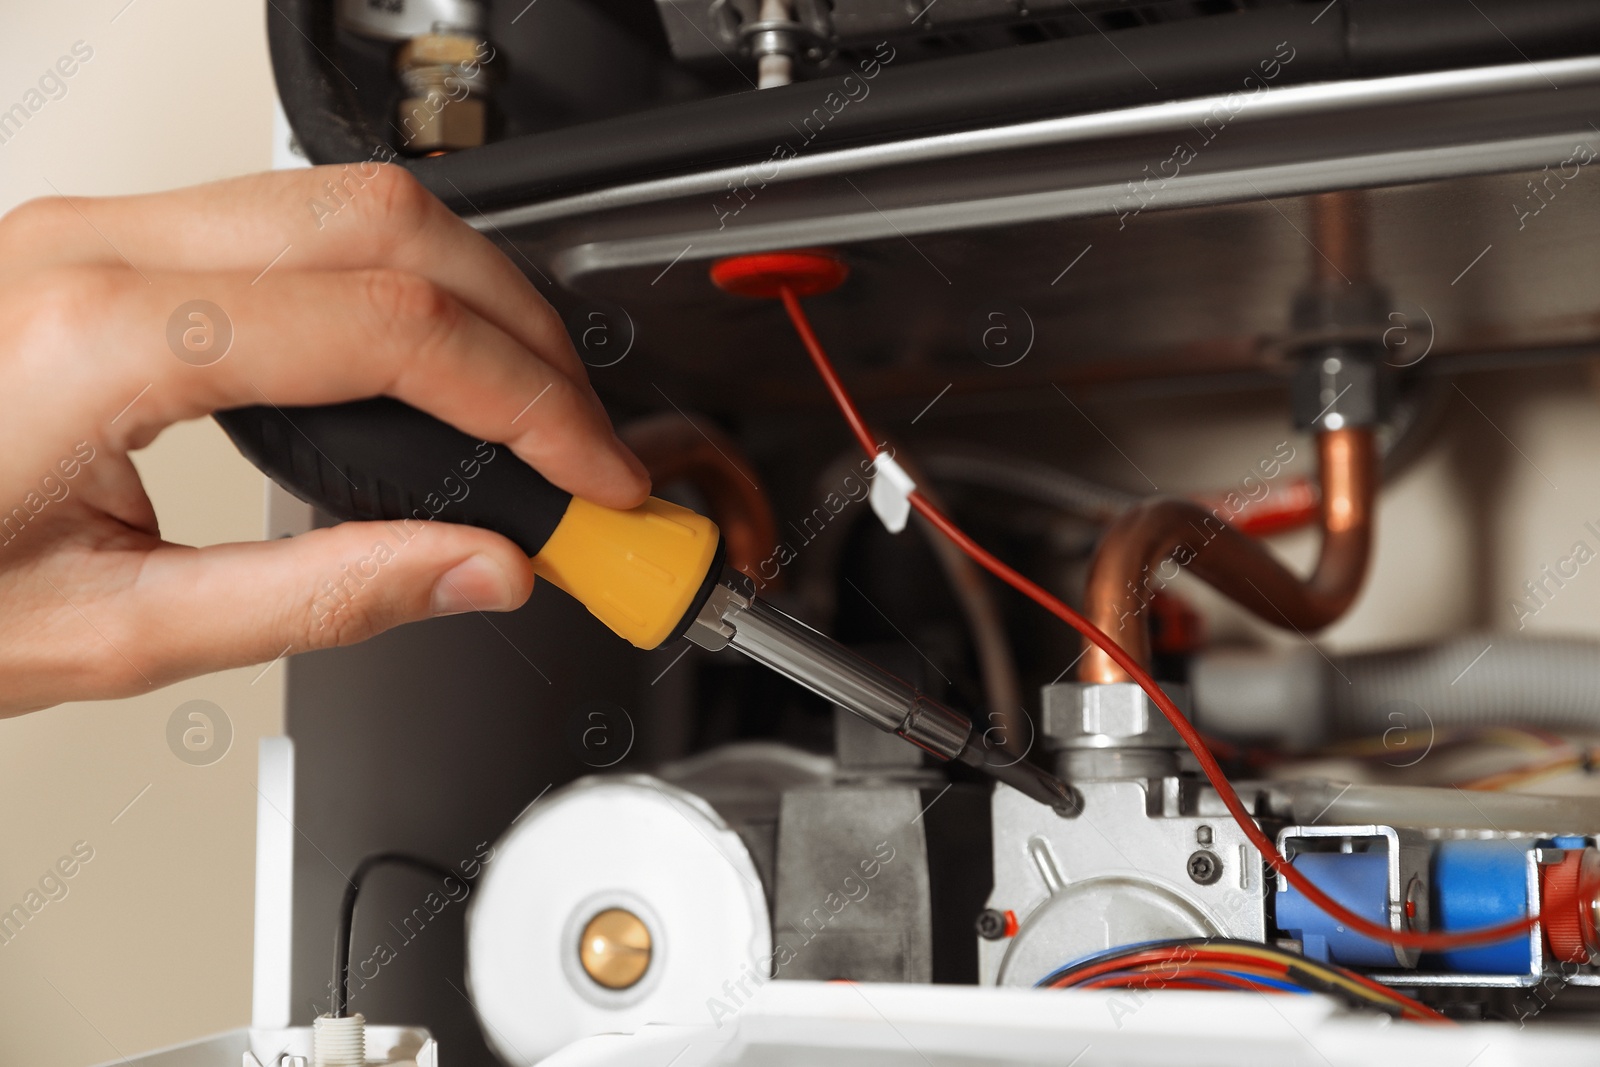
[975,908,1008,940]
[1187,850,1222,885]
[579,908,652,990]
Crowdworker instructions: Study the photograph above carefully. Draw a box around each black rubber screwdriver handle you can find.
[214,398,726,649]
[215,397,574,554]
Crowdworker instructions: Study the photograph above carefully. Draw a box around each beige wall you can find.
[0,4,278,1066]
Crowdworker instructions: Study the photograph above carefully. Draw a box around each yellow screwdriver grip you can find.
[530,496,723,650]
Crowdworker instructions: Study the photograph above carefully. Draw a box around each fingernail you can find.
[431,555,515,616]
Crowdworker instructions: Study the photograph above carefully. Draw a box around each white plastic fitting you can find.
[756,0,795,88]
[313,1013,366,1067]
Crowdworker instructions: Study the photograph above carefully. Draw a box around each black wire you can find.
[332,852,458,1018]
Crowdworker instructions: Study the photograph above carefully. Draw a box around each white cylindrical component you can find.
[467,776,771,1064]
[313,1013,366,1067]
[1191,644,1329,749]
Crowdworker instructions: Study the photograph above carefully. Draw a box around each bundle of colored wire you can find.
[777,286,1536,954]
[1319,724,1565,764]
[1036,939,1449,1023]
[1458,739,1600,791]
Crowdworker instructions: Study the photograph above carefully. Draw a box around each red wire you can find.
[1075,964,1283,992]
[782,288,881,455]
[1080,975,1228,992]
[1043,948,1285,989]
[1080,968,1289,995]
[777,285,1537,954]
[1162,968,1294,994]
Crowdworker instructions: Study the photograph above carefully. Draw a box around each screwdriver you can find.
[217,397,1077,812]
[681,572,1079,813]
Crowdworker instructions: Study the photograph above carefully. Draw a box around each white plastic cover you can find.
[466,776,771,1065]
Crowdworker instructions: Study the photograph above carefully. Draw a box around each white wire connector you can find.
[868,451,916,534]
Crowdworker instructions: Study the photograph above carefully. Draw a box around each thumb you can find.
[129,519,536,682]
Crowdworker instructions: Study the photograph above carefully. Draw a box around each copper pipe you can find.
[1310,189,1368,286]
[1078,428,1377,684]
[618,414,779,583]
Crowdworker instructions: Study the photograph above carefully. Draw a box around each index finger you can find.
[32,263,649,510]
[2,164,594,387]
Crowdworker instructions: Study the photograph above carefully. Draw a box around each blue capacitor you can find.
[1423,839,1531,975]
[1276,851,1396,967]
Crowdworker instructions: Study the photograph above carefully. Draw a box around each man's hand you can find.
[0,164,650,716]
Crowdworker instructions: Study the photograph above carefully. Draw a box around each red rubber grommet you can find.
[710,251,848,299]
[1542,850,1588,963]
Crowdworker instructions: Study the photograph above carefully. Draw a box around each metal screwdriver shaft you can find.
[685,573,1079,813]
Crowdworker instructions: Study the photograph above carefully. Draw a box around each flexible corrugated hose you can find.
[1193,632,1600,744]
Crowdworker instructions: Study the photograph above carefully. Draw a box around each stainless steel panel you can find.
[468,57,1600,411]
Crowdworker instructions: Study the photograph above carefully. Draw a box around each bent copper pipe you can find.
[618,413,779,583]
[1078,428,1376,684]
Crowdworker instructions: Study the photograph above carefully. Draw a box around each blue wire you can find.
[1208,969,1311,995]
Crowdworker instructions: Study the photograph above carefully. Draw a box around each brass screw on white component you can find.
[312,1013,366,1067]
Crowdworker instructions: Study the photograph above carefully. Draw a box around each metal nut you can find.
[1040,682,1188,750]
[398,95,487,152]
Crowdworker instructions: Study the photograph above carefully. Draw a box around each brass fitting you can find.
[394,32,495,153]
